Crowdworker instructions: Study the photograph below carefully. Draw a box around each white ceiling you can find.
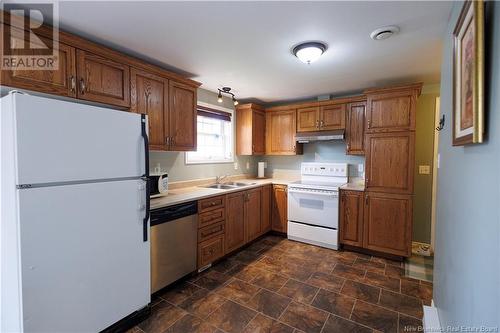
[51,1,452,103]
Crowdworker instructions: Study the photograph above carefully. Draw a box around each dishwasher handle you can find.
[150,201,198,227]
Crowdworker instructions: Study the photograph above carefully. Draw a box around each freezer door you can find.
[17,179,150,332]
[11,93,145,185]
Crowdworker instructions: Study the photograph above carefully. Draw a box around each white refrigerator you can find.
[1,92,151,332]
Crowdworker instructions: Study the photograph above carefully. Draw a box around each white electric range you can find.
[287,162,348,250]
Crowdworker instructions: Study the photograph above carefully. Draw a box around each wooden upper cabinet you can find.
[245,188,262,243]
[266,110,302,155]
[297,103,346,132]
[271,185,288,233]
[297,106,319,132]
[339,190,364,247]
[320,103,345,130]
[236,103,265,155]
[168,81,197,151]
[1,26,77,97]
[130,68,169,151]
[76,50,130,108]
[365,84,421,133]
[225,192,246,253]
[363,192,412,257]
[346,101,366,155]
[365,132,415,194]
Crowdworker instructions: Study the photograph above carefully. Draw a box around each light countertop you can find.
[340,182,365,192]
[151,178,294,210]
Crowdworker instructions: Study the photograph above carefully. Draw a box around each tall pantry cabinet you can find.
[363,83,421,257]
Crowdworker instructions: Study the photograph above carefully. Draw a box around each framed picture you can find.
[452,0,484,146]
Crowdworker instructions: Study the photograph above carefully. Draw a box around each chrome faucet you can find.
[215,175,228,184]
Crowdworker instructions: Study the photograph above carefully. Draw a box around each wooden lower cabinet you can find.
[198,234,225,268]
[245,188,262,243]
[261,185,271,234]
[225,192,246,253]
[363,192,412,257]
[339,190,364,247]
[271,185,288,233]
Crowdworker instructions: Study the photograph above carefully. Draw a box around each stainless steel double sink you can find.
[201,182,257,190]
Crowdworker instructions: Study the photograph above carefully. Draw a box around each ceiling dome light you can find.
[370,25,400,40]
[292,42,327,64]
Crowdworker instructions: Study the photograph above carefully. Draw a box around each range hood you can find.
[295,130,345,143]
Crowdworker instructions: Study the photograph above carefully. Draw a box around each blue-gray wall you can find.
[434,1,500,328]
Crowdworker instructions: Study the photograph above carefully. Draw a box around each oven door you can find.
[287,187,339,229]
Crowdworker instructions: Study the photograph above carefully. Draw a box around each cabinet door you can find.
[266,110,300,155]
[366,91,416,133]
[365,132,415,194]
[261,185,271,234]
[169,81,197,151]
[363,192,412,257]
[297,106,319,132]
[245,188,262,242]
[319,104,345,130]
[1,27,76,97]
[339,190,364,247]
[252,110,266,155]
[271,185,288,233]
[346,102,366,155]
[130,68,168,151]
[76,50,130,107]
[225,192,246,253]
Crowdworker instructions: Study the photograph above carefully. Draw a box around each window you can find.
[186,104,234,164]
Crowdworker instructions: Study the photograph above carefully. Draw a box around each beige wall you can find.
[413,84,440,243]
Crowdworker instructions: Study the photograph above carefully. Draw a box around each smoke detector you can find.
[370,25,400,40]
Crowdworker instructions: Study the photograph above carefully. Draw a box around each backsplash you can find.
[149,152,254,182]
[261,141,365,178]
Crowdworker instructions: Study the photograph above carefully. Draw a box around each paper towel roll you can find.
[258,162,266,178]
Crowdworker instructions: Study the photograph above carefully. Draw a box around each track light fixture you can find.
[217,87,238,106]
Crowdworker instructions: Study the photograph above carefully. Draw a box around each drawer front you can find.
[199,207,225,228]
[198,195,225,213]
[198,234,224,267]
[198,222,225,243]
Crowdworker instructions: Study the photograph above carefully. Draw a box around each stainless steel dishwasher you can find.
[150,201,198,293]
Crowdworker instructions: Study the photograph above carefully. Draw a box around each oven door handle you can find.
[288,189,338,197]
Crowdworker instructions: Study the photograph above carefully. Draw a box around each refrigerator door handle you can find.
[141,114,150,242]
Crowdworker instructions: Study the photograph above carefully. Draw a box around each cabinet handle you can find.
[365,195,369,205]
[367,120,371,128]
[79,78,86,95]
[171,137,175,146]
[165,137,170,145]
[320,120,324,128]
[69,76,76,92]
[346,143,350,151]
[316,119,320,129]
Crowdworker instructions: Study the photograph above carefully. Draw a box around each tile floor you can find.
[130,235,433,333]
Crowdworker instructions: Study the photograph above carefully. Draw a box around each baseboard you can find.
[423,301,441,332]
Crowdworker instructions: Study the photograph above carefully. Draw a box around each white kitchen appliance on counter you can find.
[1,92,150,332]
[288,162,348,250]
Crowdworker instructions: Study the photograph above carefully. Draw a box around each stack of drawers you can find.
[197,195,226,268]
